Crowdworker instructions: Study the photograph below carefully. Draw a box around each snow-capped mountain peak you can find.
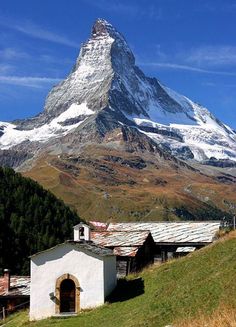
[0,18,236,165]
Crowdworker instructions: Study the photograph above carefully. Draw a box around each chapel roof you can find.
[30,240,114,258]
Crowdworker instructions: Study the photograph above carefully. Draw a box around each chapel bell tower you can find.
[74,223,91,241]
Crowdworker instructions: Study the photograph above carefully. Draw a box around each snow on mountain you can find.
[0,18,236,164]
[126,87,236,161]
[43,19,116,118]
[0,103,93,149]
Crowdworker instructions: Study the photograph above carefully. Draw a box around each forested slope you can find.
[0,167,81,274]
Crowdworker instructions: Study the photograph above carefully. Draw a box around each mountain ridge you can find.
[0,18,236,164]
[0,19,236,221]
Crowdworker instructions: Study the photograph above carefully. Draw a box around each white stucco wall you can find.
[104,256,117,298]
[30,243,115,321]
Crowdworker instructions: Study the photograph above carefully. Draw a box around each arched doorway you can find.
[60,279,75,313]
[55,274,80,314]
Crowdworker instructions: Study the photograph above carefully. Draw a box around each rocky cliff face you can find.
[0,19,236,167]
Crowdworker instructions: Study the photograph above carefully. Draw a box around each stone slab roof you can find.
[0,276,30,297]
[91,230,151,247]
[91,230,151,257]
[176,246,196,253]
[113,246,139,257]
[31,240,114,258]
[107,221,220,244]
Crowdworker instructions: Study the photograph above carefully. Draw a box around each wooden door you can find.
[60,279,75,313]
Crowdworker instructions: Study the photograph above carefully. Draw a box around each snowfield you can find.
[0,103,94,149]
[123,82,236,162]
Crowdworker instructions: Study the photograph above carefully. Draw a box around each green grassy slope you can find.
[3,233,236,327]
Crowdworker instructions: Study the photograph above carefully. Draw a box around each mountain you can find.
[0,19,235,221]
[0,167,80,274]
[1,18,236,164]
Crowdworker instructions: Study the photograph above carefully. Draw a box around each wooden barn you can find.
[90,230,156,276]
[107,221,220,262]
[0,269,30,319]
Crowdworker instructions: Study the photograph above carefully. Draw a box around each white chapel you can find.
[30,223,117,321]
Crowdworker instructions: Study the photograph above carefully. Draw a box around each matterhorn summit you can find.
[0,18,236,167]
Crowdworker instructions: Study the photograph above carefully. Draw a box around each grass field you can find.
[3,232,236,327]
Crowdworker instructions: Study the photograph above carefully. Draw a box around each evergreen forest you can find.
[0,167,81,275]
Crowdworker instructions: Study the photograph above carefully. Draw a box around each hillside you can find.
[0,167,81,275]
[24,150,235,222]
[4,232,236,327]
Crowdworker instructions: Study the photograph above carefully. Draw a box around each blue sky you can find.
[0,0,236,128]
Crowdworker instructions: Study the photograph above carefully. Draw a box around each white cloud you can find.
[203,81,236,88]
[199,2,236,13]
[185,46,236,66]
[0,18,78,48]
[39,54,73,65]
[140,62,236,76]
[139,43,236,76]
[0,76,61,88]
[0,48,30,60]
[202,81,217,87]
[84,0,140,15]
[0,64,13,73]
[0,47,73,67]
[155,44,168,61]
[84,0,162,20]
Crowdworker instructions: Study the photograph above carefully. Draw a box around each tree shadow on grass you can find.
[107,277,144,303]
